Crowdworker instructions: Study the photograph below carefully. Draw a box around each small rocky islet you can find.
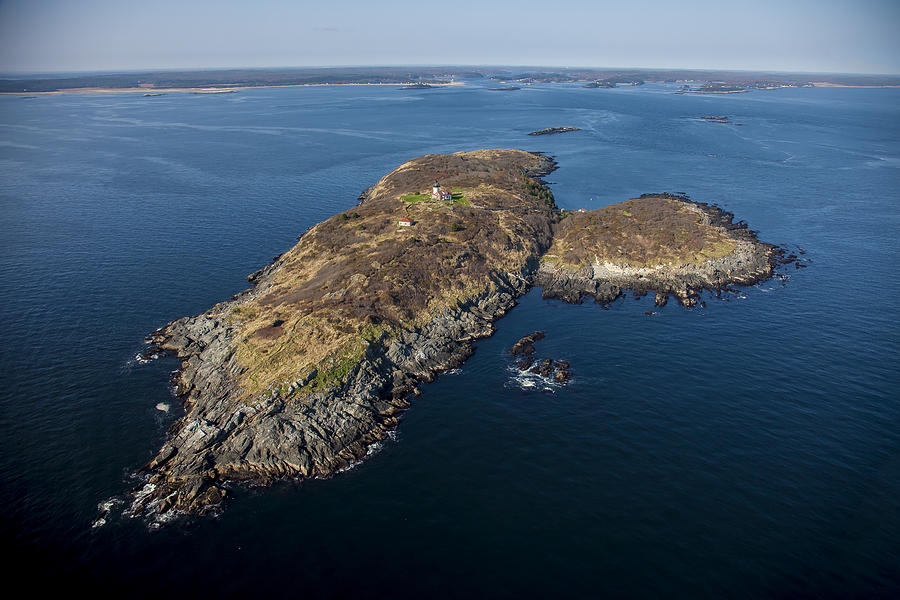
[700,115,743,126]
[126,149,796,523]
[528,127,580,136]
[509,331,572,384]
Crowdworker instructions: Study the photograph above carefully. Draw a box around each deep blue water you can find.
[1,81,898,598]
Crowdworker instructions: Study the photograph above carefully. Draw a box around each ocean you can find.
[1,81,898,598]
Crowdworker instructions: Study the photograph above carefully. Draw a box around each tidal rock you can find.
[554,369,573,384]
[510,331,546,355]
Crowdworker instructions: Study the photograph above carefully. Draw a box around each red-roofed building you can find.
[431,180,454,203]
[398,218,413,227]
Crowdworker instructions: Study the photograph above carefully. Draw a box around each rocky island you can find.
[678,82,748,94]
[128,150,788,523]
[537,193,779,306]
[529,127,580,136]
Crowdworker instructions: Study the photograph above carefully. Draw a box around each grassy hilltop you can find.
[208,149,559,401]
[544,195,738,269]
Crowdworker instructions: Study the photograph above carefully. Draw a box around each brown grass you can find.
[548,196,738,268]
[218,149,558,401]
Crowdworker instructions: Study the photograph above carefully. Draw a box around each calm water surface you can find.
[1,82,898,598]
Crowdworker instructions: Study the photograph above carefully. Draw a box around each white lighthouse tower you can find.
[431,180,440,200]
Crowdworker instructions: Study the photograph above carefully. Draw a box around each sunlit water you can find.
[1,82,898,597]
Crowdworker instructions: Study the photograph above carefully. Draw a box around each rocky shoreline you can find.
[130,266,532,520]
[122,155,793,524]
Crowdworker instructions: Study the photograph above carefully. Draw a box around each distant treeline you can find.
[0,67,483,93]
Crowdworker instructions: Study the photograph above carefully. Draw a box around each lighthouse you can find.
[431,180,440,200]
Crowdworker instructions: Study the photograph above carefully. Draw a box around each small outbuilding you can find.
[398,218,413,227]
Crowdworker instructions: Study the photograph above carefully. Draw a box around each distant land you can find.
[1,66,899,94]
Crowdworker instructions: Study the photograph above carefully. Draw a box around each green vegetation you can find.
[308,338,367,391]
[399,192,430,203]
[400,187,471,207]
[448,188,470,206]
[522,177,555,206]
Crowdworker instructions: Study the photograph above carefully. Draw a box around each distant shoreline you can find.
[9,80,899,97]
[677,89,747,94]
[3,69,899,96]
[810,82,900,88]
[0,81,465,96]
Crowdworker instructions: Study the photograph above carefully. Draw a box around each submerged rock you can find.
[517,357,535,371]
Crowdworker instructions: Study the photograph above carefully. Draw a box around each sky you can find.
[1,0,898,75]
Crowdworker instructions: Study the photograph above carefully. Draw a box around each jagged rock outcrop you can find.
[509,331,546,355]
[510,331,572,384]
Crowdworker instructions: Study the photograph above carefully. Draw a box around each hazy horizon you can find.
[1,0,899,76]
[2,63,899,78]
